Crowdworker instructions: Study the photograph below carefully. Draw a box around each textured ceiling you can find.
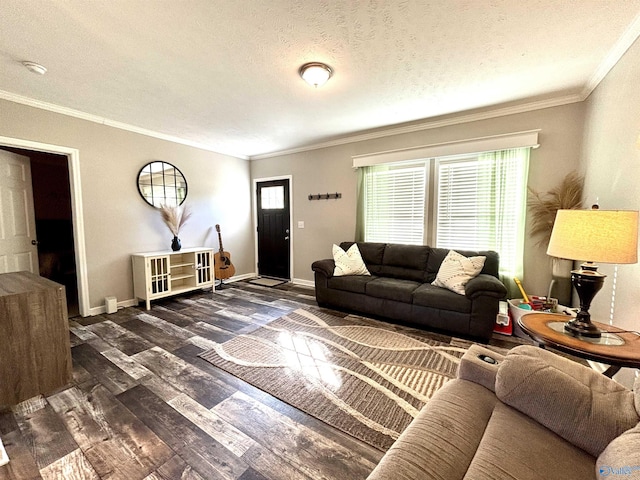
[1,1,640,159]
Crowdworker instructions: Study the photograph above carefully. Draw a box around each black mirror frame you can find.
[137,161,188,208]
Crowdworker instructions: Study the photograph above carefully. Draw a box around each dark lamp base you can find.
[564,319,602,338]
[566,265,606,339]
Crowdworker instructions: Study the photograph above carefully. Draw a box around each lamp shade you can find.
[547,209,639,264]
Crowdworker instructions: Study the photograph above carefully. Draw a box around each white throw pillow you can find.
[432,250,486,295]
[333,244,371,276]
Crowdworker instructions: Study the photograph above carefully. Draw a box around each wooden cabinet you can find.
[0,271,72,406]
[132,247,214,310]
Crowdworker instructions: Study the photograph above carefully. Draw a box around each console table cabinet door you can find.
[149,256,170,295]
[0,271,72,406]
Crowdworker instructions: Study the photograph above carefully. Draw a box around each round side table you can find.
[518,313,640,377]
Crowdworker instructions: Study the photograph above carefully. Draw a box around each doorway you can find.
[255,178,291,280]
[0,147,79,316]
[0,136,87,318]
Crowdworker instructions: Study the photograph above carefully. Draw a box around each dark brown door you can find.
[256,179,290,279]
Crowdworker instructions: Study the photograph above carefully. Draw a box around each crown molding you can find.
[0,90,249,160]
[582,11,640,98]
[250,93,584,160]
[0,88,583,162]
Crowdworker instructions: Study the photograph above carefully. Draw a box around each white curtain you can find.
[478,148,530,296]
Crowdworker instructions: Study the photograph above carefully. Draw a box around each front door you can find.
[0,150,39,274]
[256,179,290,279]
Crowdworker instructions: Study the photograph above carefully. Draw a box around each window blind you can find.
[435,148,530,283]
[436,157,492,250]
[363,164,426,245]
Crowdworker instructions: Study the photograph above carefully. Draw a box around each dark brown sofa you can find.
[311,242,507,341]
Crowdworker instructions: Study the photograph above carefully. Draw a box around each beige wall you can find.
[251,102,585,294]
[581,37,640,336]
[0,99,253,313]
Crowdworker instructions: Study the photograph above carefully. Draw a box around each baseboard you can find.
[84,272,304,316]
[87,298,138,316]
[291,278,315,288]
[226,272,256,282]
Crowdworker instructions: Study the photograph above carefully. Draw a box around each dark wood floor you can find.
[0,281,525,480]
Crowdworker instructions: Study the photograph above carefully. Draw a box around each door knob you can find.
[31,240,39,245]
[284,236,289,240]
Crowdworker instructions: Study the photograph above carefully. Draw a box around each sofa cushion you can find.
[596,423,640,478]
[340,242,385,276]
[378,244,430,282]
[412,283,471,313]
[496,345,639,457]
[464,402,596,480]
[366,379,500,480]
[327,275,376,294]
[332,243,370,276]
[365,277,421,303]
[432,250,486,295]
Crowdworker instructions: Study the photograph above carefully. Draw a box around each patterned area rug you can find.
[199,308,467,451]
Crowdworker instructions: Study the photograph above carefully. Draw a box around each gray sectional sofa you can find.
[312,242,507,341]
[367,344,640,480]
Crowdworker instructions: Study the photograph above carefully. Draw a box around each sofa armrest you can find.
[465,273,507,299]
[496,345,639,457]
[311,259,335,278]
[457,344,504,392]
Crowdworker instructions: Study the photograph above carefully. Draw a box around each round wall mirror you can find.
[137,161,187,208]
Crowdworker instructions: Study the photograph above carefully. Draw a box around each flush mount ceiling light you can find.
[22,61,47,75]
[299,62,333,88]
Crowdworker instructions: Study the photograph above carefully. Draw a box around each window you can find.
[260,186,285,209]
[435,148,530,283]
[358,148,530,291]
[362,163,426,245]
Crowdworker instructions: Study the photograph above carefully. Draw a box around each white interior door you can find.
[0,150,39,274]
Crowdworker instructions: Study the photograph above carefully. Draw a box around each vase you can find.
[171,236,181,251]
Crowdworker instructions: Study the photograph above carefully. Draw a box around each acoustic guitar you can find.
[214,224,236,280]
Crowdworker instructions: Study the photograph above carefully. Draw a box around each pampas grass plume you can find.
[159,204,192,236]
[528,171,584,248]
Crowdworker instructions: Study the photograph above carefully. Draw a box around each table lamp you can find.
[546,209,638,338]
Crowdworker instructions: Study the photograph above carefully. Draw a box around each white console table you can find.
[132,247,214,310]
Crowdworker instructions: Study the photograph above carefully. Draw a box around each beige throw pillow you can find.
[432,250,485,295]
[333,244,370,276]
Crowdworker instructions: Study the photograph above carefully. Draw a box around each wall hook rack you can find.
[308,192,342,201]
